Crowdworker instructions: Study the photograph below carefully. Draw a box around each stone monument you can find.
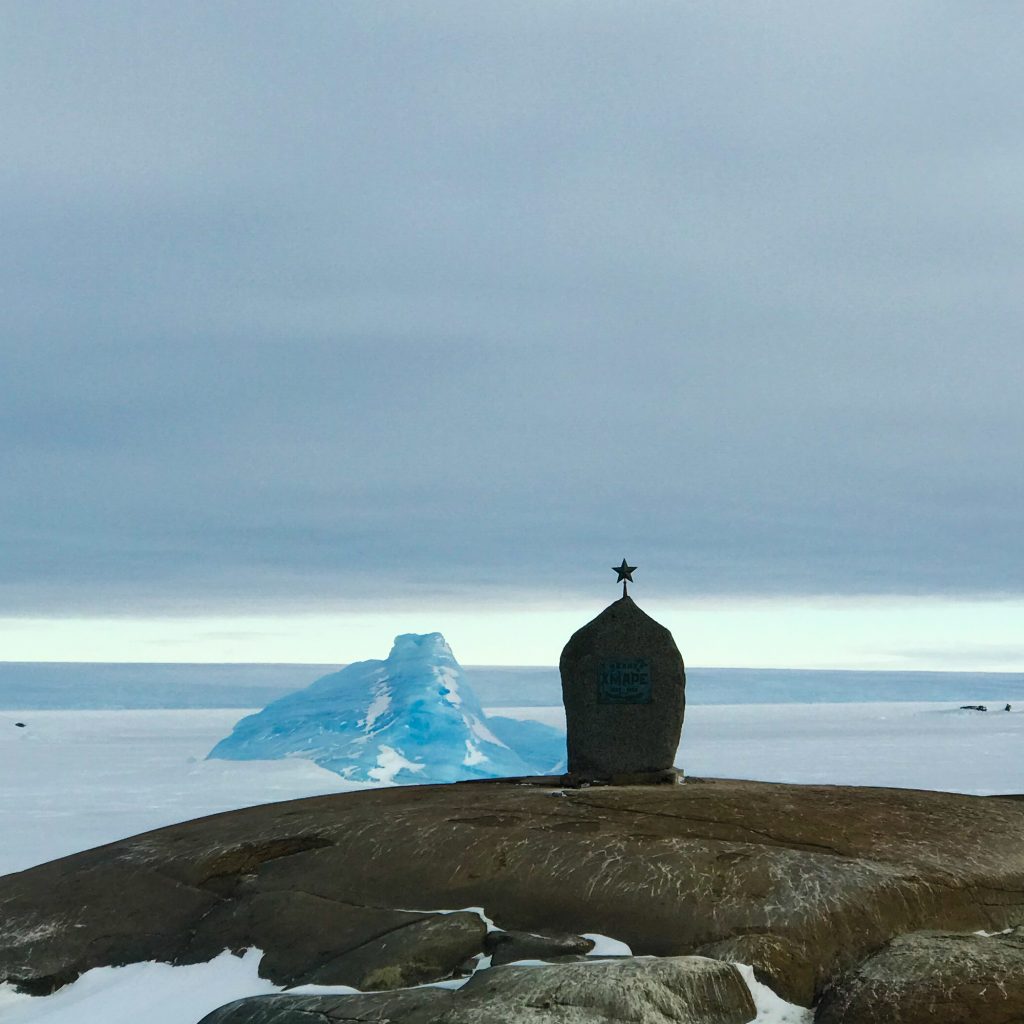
[559,561,686,784]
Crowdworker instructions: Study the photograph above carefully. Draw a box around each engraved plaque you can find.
[598,658,652,704]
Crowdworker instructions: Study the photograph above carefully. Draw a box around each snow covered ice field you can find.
[500,700,1024,795]
[3,700,1023,877]
[2,697,1022,1024]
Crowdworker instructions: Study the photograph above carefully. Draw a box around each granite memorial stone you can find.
[559,563,686,784]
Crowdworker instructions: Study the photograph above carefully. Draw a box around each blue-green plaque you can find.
[598,658,652,704]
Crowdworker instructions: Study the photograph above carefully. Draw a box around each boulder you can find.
[448,956,755,1024]
[0,860,219,995]
[2,779,1024,1002]
[697,932,817,1007]
[815,928,1024,1024]
[188,891,486,987]
[299,911,486,989]
[199,956,756,1024]
[200,987,450,1024]
[485,928,596,965]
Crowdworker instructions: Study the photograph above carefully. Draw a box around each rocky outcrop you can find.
[485,928,595,965]
[200,987,450,1024]
[2,778,1024,1003]
[448,957,756,1024]
[199,956,757,1024]
[190,891,486,988]
[815,928,1024,1024]
[697,932,817,1007]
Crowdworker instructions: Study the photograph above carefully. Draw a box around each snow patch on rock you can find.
[735,962,813,1023]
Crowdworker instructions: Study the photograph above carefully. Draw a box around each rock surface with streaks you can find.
[199,986,450,1024]
[484,928,595,965]
[697,932,817,1006]
[1,780,1024,1005]
[198,956,757,1024]
[814,928,1024,1024]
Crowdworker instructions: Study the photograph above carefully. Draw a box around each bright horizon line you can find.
[1,595,1022,673]
[1,660,1021,676]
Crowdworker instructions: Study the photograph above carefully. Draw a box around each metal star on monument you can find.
[612,559,637,583]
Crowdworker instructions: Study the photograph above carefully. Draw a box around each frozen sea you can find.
[3,661,1024,709]
[2,661,1023,876]
[1,662,1022,1024]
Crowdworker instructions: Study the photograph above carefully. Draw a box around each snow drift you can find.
[207,633,567,784]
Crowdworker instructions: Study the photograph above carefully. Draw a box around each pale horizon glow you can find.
[2,5,1023,662]
[3,596,1023,672]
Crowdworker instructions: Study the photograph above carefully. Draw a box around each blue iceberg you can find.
[208,632,566,785]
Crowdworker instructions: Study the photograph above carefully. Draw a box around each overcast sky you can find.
[2,3,1022,663]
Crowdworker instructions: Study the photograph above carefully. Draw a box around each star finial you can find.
[612,558,637,597]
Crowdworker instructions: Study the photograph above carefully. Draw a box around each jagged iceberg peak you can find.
[208,632,566,785]
[388,631,455,663]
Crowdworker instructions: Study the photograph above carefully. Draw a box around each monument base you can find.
[454,770,686,788]
[561,767,683,788]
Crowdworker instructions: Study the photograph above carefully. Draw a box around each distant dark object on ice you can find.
[960,705,987,712]
[13,722,25,728]
[1007,704,1013,712]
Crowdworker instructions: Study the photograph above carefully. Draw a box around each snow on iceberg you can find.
[207,633,567,785]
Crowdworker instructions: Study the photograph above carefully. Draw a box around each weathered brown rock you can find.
[485,928,596,965]
[189,890,485,987]
[815,928,1024,1024]
[200,987,449,1024]
[0,860,219,994]
[199,956,756,1024]
[448,957,756,1024]
[2,779,1024,1003]
[560,596,685,781]
[0,840,486,992]
[301,911,486,990]
[697,932,817,1007]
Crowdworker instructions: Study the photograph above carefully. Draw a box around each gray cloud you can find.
[1,1,1022,615]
